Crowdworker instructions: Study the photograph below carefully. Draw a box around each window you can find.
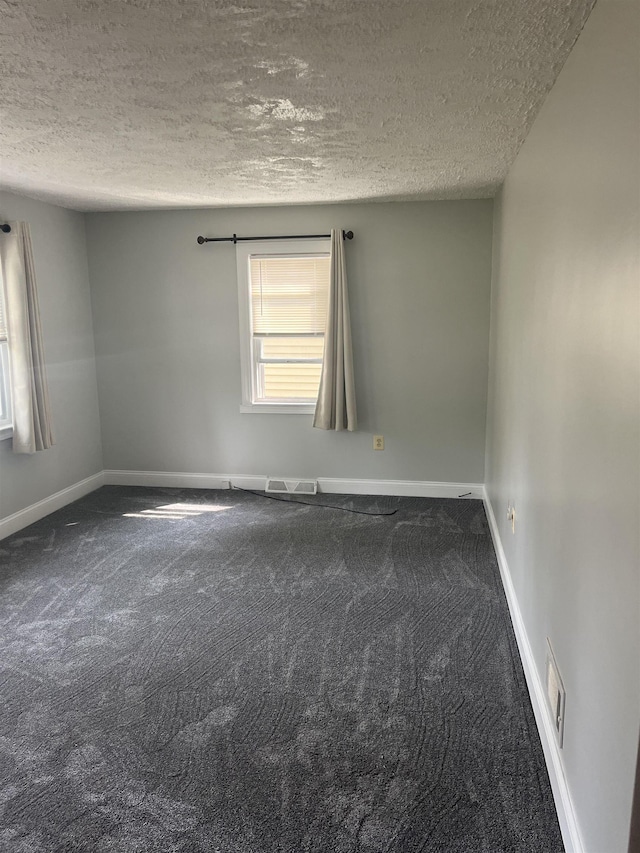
[0,268,11,438]
[237,239,330,413]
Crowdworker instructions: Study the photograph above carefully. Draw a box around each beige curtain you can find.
[0,221,54,453]
[313,229,357,431]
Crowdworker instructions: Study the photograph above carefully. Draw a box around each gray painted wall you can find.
[485,2,640,851]
[86,200,493,484]
[0,191,103,520]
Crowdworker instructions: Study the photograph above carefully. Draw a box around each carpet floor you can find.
[0,487,563,852]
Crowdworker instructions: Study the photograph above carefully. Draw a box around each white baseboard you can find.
[103,470,232,490]
[103,470,484,499]
[0,471,481,542]
[319,477,483,498]
[0,471,105,542]
[482,488,584,853]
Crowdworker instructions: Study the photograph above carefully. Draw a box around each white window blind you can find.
[250,255,330,336]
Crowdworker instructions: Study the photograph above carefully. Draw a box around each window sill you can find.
[0,424,13,441]
[240,404,316,415]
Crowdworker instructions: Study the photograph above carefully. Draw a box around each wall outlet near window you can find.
[546,639,566,748]
[373,435,384,451]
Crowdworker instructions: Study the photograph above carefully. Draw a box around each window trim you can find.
[236,238,330,414]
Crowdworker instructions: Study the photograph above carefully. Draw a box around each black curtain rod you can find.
[197,230,353,245]
[1,224,11,234]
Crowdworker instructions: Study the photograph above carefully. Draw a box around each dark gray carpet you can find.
[0,487,563,853]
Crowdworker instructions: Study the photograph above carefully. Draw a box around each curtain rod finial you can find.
[1,224,11,234]
[343,230,354,240]
[197,235,205,244]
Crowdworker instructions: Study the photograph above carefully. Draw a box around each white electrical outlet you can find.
[546,640,566,747]
[373,435,384,451]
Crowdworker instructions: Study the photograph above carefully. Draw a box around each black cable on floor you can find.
[231,486,398,516]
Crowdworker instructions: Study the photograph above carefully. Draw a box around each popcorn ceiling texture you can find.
[0,0,596,211]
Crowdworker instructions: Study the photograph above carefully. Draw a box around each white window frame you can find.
[236,238,330,414]
[0,267,12,440]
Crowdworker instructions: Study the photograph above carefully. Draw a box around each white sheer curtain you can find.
[313,229,357,431]
[0,221,54,453]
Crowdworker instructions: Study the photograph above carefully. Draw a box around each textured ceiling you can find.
[0,0,596,211]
